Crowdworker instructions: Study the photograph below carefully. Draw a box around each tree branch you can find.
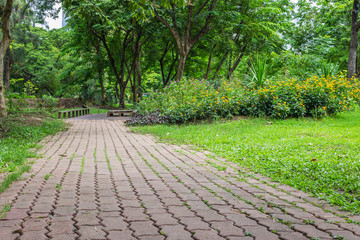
[191,0,218,47]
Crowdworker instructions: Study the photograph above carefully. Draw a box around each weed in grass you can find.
[0,165,31,193]
[80,157,85,174]
[303,219,315,225]
[104,149,112,171]
[245,232,252,237]
[205,159,227,171]
[131,110,360,213]
[183,202,191,209]
[0,202,11,218]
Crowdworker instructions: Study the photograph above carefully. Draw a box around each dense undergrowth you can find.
[132,109,360,213]
[128,76,360,125]
[0,110,65,188]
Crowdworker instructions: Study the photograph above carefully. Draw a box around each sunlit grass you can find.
[0,111,65,191]
[132,109,360,213]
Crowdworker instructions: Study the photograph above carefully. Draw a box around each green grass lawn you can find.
[132,109,360,213]
[0,110,65,192]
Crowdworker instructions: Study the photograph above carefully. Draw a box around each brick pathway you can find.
[1,118,360,240]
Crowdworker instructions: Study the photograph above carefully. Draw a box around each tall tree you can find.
[153,0,219,80]
[348,0,359,78]
[0,0,59,117]
[0,0,13,117]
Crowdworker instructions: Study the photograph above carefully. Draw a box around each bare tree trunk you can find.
[205,46,214,80]
[4,47,11,91]
[0,0,14,117]
[347,0,360,79]
[212,51,229,80]
[136,43,142,100]
[176,52,188,80]
[227,44,247,79]
[98,65,106,105]
[154,0,218,81]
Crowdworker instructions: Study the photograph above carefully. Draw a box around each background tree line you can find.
[1,0,359,115]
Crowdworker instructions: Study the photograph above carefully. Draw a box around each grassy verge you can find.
[131,109,360,213]
[0,110,65,192]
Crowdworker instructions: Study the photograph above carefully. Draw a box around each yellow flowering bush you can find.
[134,76,359,124]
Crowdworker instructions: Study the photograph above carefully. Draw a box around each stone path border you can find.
[0,118,359,240]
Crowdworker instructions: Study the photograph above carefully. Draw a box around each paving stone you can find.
[243,225,280,240]
[102,216,128,230]
[211,221,244,237]
[19,230,47,240]
[48,221,76,236]
[327,230,360,240]
[0,119,359,240]
[160,225,193,240]
[107,230,136,240]
[78,225,106,239]
[22,219,48,232]
[277,231,308,240]
[180,217,211,231]
[75,211,100,226]
[130,221,160,236]
[51,233,78,240]
[193,229,224,240]
[2,208,28,220]
[123,208,149,221]
[167,206,195,218]
[292,224,332,239]
[150,213,179,226]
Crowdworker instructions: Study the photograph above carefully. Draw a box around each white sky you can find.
[44,3,63,29]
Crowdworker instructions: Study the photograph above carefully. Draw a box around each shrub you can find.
[243,55,273,89]
[41,95,59,112]
[125,111,170,126]
[134,76,359,124]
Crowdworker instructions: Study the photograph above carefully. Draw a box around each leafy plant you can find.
[41,95,59,112]
[126,111,170,126]
[243,55,273,89]
[315,62,341,78]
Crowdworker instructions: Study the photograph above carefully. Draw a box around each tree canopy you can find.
[1,0,359,113]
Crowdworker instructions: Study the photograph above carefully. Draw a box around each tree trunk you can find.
[347,0,360,79]
[0,0,14,118]
[154,0,218,81]
[212,51,229,80]
[98,65,106,106]
[119,85,126,109]
[227,44,247,79]
[205,48,214,80]
[4,47,11,91]
[136,43,142,100]
[176,52,188,80]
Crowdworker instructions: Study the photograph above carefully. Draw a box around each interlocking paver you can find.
[0,117,358,240]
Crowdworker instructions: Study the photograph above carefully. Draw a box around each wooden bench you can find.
[107,110,135,117]
[58,108,90,119]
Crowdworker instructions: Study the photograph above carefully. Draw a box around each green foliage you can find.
[0,111,65,173]
[131,110,360,213]
[136,76,359,123]
[41,95,59,111]
[316,62,341,78]
[243,55,273,89]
